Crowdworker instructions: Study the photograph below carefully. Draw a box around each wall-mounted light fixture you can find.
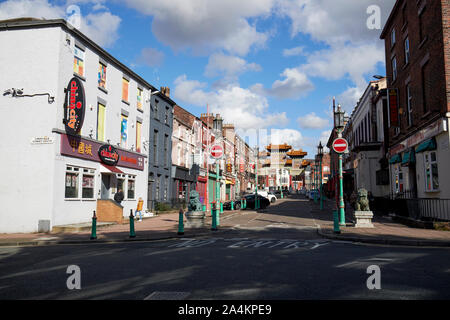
[145,90,160,103]
[3,88,55,104]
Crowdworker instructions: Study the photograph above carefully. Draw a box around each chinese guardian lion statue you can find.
[188,190,203,212]
[355,188,370,211]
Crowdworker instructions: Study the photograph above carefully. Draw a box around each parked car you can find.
[299,189,307,196]
[308,189,320,200]
[223,198,242,210]
[243,194,270,209]
[257,190,277,203]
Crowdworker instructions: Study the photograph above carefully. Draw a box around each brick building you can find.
[380,0,450,207]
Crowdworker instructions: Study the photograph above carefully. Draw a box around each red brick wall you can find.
[382,0,448,148]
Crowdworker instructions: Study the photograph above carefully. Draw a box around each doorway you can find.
[101,174,111,199]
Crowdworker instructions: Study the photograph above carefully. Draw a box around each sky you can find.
[0,0,396,156]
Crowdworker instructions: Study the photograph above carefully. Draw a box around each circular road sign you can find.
[210,144,224,159]
[332,138,348,153]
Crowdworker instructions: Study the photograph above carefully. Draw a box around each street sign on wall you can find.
[332,138,348,154]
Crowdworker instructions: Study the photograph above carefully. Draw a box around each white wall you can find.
[0,25,151,233]
[0,28,61,233]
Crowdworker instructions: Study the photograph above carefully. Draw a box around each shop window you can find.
[65,171,79,198]
[122,78,129,102]
[98,62,107,89]
[65,166,95,199]
[74,46,85,77]
[424,151,439,191]
[128,176,135,199]
[394,165,403,193]
[82,171,94,199]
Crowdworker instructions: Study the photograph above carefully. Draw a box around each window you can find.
[422,62,430,113]
[424,151,439,191]
[121,114,128,148]
[165,107,169,124]
[391,28,396,47]
[122,78,129,102]
[82,170,94,198]
[74,46,85,77]
[155,176,160,200]
[136,120,142,153]
[65,166,95,199]
[392,57,397,81]
[97,102,106,142]
[154,99,159,119]
[153,130,158,165]
[137,88,143,111]
[117,174,125,194]
[127,176,135,199]
[406,84,413,126]
[404,37,410,65]
[164,134,169,167]
[393,165,403,193]
[65,170,79,198]
[98,62,107,89]
[164,177,168,200]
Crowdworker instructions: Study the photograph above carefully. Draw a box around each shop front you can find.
[389,117,449,199]
[55,132,147,226]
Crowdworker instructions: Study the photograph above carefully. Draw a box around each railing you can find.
[388,190,450,221]
[147,198,188,212]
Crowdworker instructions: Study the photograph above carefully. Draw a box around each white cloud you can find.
[276,0,395,46]
[173,75,288,130]
[204,53,261,81]
[297,113,330,130]
[251,67,314,99]
[122,0,275,56]
[137,47,165,67]
[283,46,304,57]
[337,86,365,113]
[0,0,121,48]
[301,43,385,88]
[269,128,305,149]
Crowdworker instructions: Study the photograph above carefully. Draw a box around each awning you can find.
[101,163,124,173]
[389,154,402,164]
[415,137,437,153]
[401,149,416,166]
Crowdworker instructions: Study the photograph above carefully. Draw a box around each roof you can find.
[380,0,402,39]
[286,149,307,157]
[0,18,164,95]
[266,144,292,151]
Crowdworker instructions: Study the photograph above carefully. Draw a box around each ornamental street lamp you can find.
[334,104,346,226]
[314,155,318,204]
[317,141,324,210]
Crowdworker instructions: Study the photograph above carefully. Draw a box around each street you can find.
[0,197,449,300]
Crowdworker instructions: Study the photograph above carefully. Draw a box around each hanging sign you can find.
[388,88,399,127]
[63,77,86,135]
[98,144,119,166]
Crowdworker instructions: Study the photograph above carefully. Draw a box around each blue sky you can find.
[0,0,396,155]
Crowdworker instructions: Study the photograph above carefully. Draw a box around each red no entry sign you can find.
[210,144,224,159]
[332,138,348,153]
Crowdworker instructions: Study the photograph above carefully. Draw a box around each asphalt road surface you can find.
[0,198,449,300]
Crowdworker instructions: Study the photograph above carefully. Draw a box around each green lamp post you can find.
[334,104,346,226]
[317,141,324,210]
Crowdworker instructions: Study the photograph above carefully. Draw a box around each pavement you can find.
[0,196,449,247]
